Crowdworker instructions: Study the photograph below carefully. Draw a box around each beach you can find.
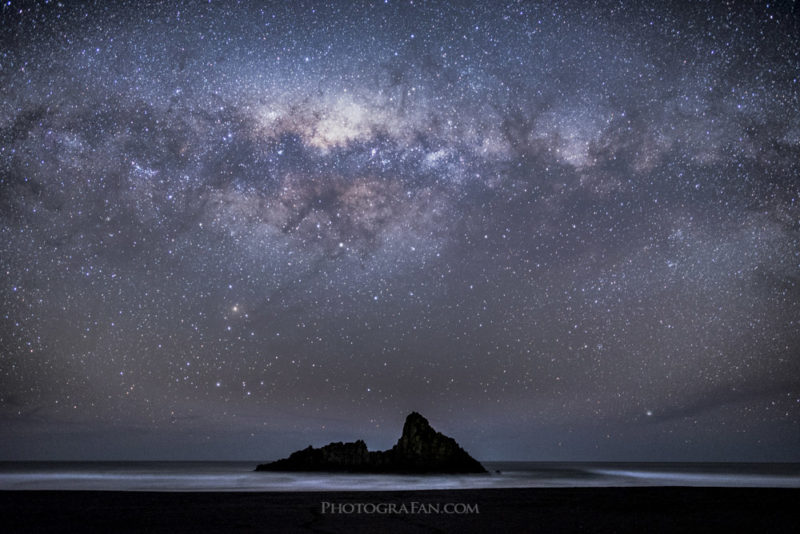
[3,487,798,533]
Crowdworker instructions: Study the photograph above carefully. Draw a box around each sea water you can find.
[1,462,798,491]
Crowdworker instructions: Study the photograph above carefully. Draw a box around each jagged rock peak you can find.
[402,412,432,439]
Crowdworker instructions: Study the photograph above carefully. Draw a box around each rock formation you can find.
[256,412,487,474]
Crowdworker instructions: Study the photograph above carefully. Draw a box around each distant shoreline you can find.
[2,461,799,492]
[3,487,799,533]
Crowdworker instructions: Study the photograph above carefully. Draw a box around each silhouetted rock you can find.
[256,412,487,474]
[262,440,371,471]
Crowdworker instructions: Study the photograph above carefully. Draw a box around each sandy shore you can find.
[2,487,798,533]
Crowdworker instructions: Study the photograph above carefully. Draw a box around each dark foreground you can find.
[2,487,798,533]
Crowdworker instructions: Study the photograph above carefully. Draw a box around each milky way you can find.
[1,1,799,461]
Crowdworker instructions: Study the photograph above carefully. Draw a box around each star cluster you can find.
[1,1,799,460]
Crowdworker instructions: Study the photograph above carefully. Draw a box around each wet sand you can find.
[2,487,798,533]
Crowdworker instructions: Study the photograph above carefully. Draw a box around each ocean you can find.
[1,462,798,491]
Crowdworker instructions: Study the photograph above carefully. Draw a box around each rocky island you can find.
[256,412,487,474]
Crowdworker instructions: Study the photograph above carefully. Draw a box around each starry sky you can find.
[1,0,799,462]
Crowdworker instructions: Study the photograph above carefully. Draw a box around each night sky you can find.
[1,0,799,462]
